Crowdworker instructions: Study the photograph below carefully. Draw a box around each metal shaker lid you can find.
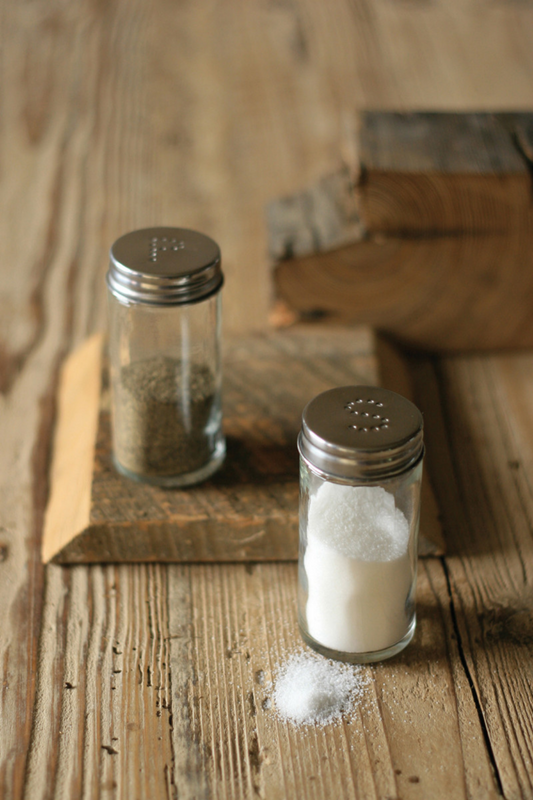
[107,227,223,305]
[298,385,424,481]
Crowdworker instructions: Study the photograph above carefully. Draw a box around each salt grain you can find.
[307,483,409,561]
[272,651,368,727]
[305,483,413,653]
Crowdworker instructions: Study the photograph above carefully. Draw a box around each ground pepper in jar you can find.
[107,227,225,487]
[115,357,216,478]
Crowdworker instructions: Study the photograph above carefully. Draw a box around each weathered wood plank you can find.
[163,560,499,800]
[43,328,444,563]
[1,0,161,794]
[358,112,532,234]
[22,565,177,800]
[292,0,533,114]
[411,351,533,799]
[42,335,103,564]
[42,329,376,564]
[267,168,364,263]
[13,559,502,800]
[272,113,533,352]
[274,230,533,351]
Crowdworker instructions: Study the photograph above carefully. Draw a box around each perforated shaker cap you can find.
[298,385,424,481]
[107,227,223,305]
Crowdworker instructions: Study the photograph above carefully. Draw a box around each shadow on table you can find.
[208,434,299,487]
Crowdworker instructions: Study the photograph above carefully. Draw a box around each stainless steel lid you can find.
[107,227,223,305]
[298,385,424,481]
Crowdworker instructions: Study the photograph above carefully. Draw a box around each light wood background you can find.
[2,0,533,798]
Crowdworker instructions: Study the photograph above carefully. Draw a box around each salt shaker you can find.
[106,227,225,486]
[297,386,424,663]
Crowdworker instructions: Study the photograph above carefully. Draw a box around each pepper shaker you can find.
[106,227,225,486]
[297,386,424,663]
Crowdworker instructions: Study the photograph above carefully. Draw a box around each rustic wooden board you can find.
[43,328,444,563]
[272,113,533,352]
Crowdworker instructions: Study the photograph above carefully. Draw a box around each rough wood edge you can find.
[268,112,533,350]
[267,114,533,268]
[358,111,531,175]
[41,333,103,563]
[373,332,446,556]
[266,166,365,264]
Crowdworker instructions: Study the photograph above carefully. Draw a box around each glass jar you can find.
[297,386,424,663]
[106,227,225,487]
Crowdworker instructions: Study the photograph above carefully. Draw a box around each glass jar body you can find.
[298,456,422,663]
[107,291,224,486]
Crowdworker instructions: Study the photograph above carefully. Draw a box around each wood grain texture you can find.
[3,0,533,797]
[18,558,503,800]
[267,167,365,263]
[43,328,444,563]
[273,113,533,352]
[358,112,532,234]
[72,328,377,563]
[410,350,533,799]
[165,558,503,800]
[23,564,177,800]
[45,329,376,563]
[275,229,533,352]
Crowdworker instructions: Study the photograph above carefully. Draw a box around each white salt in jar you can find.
[298,386,424,663]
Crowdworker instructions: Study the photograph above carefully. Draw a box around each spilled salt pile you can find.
[272,651,368,727]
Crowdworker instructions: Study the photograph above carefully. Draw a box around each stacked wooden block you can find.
[269,112,533,352]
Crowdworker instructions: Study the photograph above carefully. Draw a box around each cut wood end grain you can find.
[269,112,533,352]
[266,166,365,263]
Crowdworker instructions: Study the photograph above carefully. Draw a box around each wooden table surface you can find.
[2,1,533,798]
